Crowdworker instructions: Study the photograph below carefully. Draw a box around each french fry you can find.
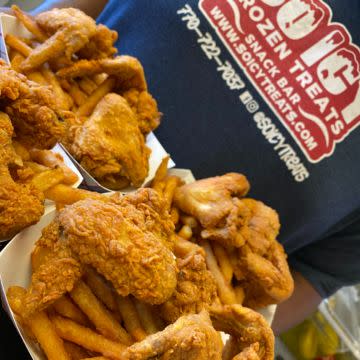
[152,180,165,195]
[53,295,89,326]
[133,299,161,335]
[7,286,70,360]
[200,240,237,305]
[78,77,98,95]
[83,267,118,313]
[212,243,234,284]
[234,286,245,304]
[93,73,108,85]
[5,33,32,57]
[44,184,105,205]
[173,235,200,258]
[170,207,180,225]
[30,149,78,185]
[10,52,25,72]
[42,67,74,110]
[116,296,147,342]
[31,167,65,192]
[63,341,90,360]
[28,71,49,85]
[163,176,181,211]
[68,81,88,107]
[12,141,30,161]
[76,77,116,117]
[180,215,199,229]
[11,5,47,42]
[178,224,193,240]
[51,315,126,359]
[70,281,132,344]
[152,156,169,185]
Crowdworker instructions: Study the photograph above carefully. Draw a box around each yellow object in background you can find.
[281,311,340,360]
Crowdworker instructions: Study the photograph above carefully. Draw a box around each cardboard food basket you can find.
[0,168,276,360]
[0,13,175,193]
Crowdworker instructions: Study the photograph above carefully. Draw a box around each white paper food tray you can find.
[0,168,275,360]
[0,13,175,193]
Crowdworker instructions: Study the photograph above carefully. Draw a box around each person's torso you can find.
[98,0,360,253]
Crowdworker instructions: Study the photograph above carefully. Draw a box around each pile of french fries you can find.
[12,145,79,194]
[8,263,166,360]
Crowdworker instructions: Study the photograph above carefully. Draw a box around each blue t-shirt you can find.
[98,0,360,298]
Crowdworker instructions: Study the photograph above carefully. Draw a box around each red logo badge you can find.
[199,0,360,162]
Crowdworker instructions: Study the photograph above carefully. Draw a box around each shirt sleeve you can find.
[288,217,360,298]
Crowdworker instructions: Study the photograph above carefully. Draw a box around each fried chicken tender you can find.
[210,304,274,360]
[65,93,150,188]
[20,8,97,72]
[174,173,250,247]
[77,24,118,60]
[0,64,64,149]
[160,246,218,323]
[0,166,44,239]
[120,310,223,360]
[20,189,177,317]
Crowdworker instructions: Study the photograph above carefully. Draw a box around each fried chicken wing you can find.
[0,166,44,239]
[174,174,294,308]
[120,310,223,360]
[65,93,150,188]
[77,24,118,60]
[160,246,218,322]
[57,56,147,91]
[174,173,250,247]
[20,189,177,317]
[210,304,274,360]
[20,8,97,72]
[0,64,64,149]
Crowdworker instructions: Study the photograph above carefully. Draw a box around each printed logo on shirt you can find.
[198,0,360,163]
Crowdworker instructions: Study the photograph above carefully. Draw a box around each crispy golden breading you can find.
[210,304,274,360]
[65,93,150,188]
[0,167,44,239]
[20,8,97,71]
[21,189,177,317]
[160,249,218,323]
[120,311,223,360]
[77,24,118,60]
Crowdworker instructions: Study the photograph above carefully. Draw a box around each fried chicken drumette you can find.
[20,8,97,72]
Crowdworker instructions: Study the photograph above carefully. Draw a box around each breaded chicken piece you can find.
[20,8,97,71]
[77,24,118,60]
[174,173,250,247]
[210,304,274,360]
[0,112,19,166]
[65,93,150,188]
[0,166,44,239]
[122,88,161,135]
[57,56,147,91]
[20,189,177,317]
[160,247,218,323]
[120,310,223,360]
[0,64,64,149]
